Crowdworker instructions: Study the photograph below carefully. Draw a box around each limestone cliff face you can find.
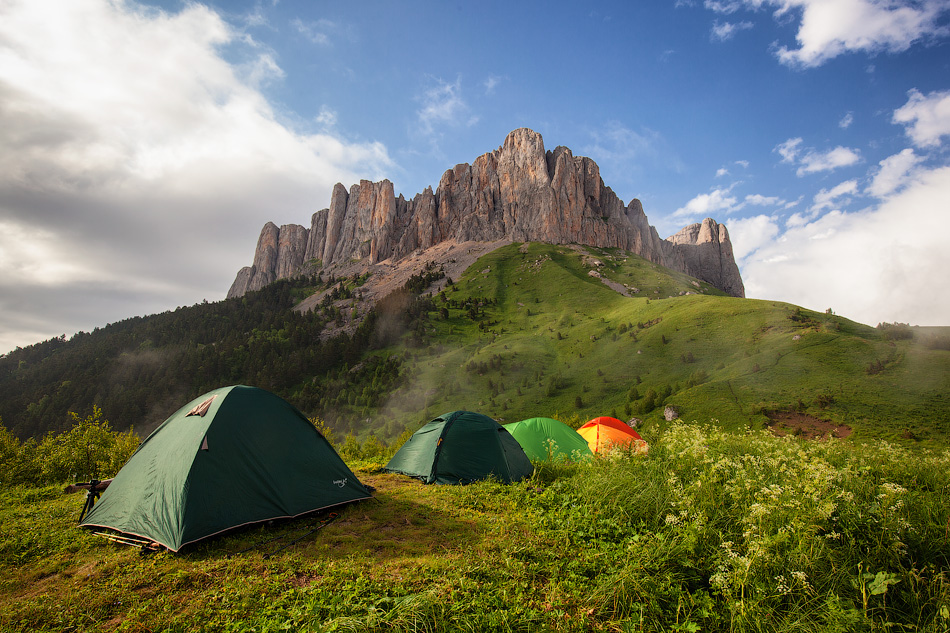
[227,222,311,299]
[227,128,746,299]
[663,218,745,299]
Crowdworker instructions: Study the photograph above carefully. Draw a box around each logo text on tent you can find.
[333,478,347,488]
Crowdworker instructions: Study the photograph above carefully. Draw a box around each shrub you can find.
[876,322,914,341]
[1,408,139,486]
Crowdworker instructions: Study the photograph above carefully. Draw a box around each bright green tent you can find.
[80,385,372,551]
[504,417,593,462]
[382,411,533,485]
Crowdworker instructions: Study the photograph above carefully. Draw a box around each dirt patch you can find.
[766,411,852,440]
[294,239,512,338]
[289,572,322,588]
[598,277,631,297]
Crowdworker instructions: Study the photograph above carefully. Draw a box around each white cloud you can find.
[416,76,477,141]
[744,193,783,207]
[739,165,950,326]
[729,214,780,262]
[707,0,950,67]
[315,105,338,129]
[867,148,924,198]
[291,18,349,46]
[775,0,949,68]
[716,159,749,178]
[797,146,862,176]
[483,74,505,95]
[726,192,788,214]
[709,20,753,42]
[0,220,96,286]
[243,3,271,29]
[242,51,285,88]
[672,186,738,220]
[705,0,743,13]
[810,179,858,213]
[839,112,854,128]
[0,0,393,353]
[776,138,861,176]
[711,20,754,41]
[784,212,809,228]
[775,137,803,163]
[788,179,858,228]
[893,88,950,148]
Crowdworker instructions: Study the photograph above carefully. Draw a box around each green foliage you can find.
[2,422,949,632]
[308,415,337,448]
[0,408,138,486]
[877,321,915,341]
[0,420,39,485]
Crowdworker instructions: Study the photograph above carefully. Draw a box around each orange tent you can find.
[577,416,648,455]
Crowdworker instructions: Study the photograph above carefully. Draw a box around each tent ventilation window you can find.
[187,396,216,417]
[200,437,209,451]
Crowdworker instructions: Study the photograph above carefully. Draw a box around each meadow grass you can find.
[2,422,948,632]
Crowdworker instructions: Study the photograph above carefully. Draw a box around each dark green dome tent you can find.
[80,385,372,552]
[503,417,593,462]
[383,411,533,484]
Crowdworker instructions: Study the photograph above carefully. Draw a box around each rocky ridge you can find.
[228,128,745,299]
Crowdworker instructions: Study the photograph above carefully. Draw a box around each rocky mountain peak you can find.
[227,129,745,299]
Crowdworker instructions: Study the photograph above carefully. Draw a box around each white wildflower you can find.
[775,575,790,595]
[880,482,907,495]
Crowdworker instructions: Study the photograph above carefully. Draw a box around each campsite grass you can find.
[2,422,950,632]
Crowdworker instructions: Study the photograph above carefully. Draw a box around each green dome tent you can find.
[80,385,372,552]
[503,417,593,462]
[382,411,533,484]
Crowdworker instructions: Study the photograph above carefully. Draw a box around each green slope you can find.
[361,243,950,444]
[2,242,946,447]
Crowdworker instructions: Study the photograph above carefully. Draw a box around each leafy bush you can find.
[877,322,914,341]
[0,408,138,486]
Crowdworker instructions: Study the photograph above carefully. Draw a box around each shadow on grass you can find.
[182,473,479,563]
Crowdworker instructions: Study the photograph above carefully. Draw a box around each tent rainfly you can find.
[383,410,534,484]
[80,385,372,551]
[577,416,649,455]
[503,417,593,462]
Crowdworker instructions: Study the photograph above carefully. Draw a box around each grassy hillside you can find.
[352,243,950,444]
[2,242,947,447]
[3,425,948,632]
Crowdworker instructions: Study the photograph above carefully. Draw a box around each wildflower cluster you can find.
[556,421,950,630]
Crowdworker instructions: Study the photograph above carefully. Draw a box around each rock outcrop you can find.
[227,128,745,299]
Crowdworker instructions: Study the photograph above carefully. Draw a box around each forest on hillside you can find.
[0,267,451,440]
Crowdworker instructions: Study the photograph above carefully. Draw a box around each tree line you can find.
[0,269,443,441]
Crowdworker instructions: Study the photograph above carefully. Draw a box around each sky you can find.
[2,0,950,355]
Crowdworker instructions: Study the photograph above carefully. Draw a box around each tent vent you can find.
[187,396,216,417]
[200,436,209,451]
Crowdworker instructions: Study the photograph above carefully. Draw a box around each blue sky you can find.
[1,0,949,354]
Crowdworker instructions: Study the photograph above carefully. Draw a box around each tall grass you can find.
[518,423,950,631]
[2,422,948,632]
